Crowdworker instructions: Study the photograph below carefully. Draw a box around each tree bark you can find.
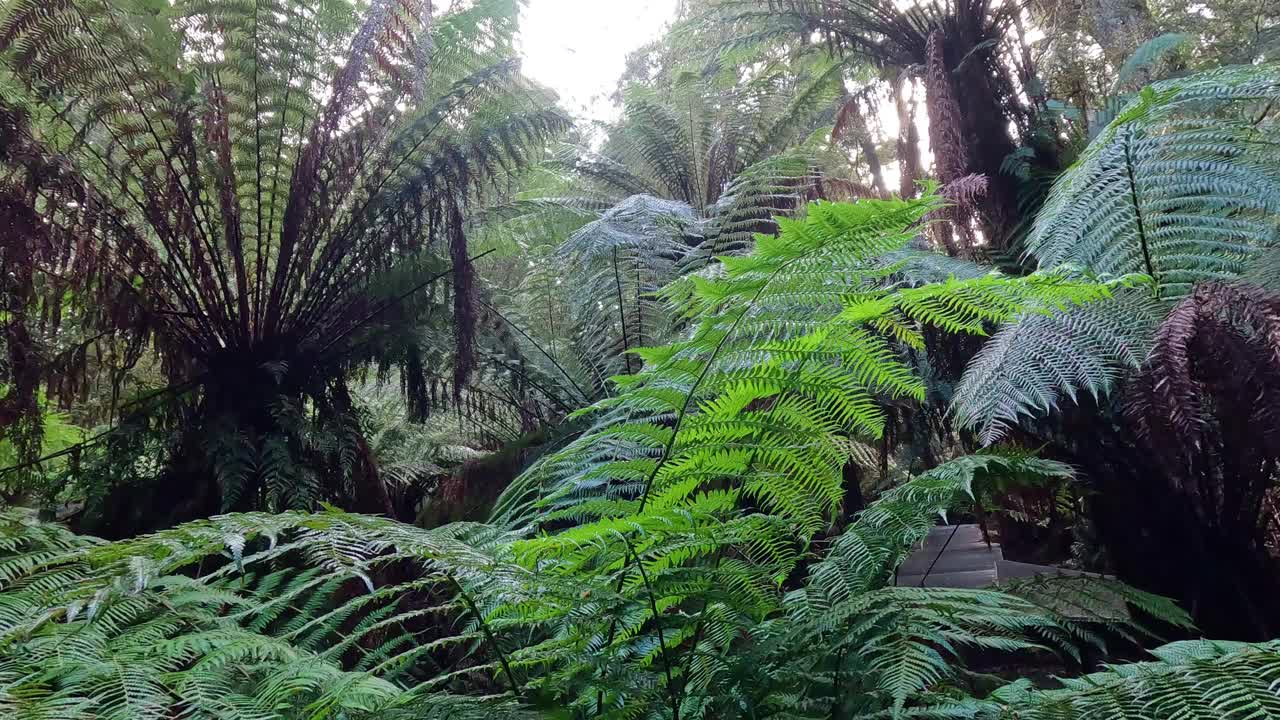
[1085,0,1159,68]
[839,95,889,198]
[842,460,865,521]
[331,377,397,518]
[1032,397,1280,641]
[894,75,922,199]
[351,432,396,518]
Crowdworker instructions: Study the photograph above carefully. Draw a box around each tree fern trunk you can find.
[331,377,397,518]
[79,426,221,539]
[350,432,396,517]
[842,460,865,521]
[1037,398,1280,640]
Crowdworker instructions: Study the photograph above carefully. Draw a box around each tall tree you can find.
[707,0,1031,247]
[1086,0,1159,67]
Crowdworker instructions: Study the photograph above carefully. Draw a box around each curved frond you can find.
[966,640,1280,720]
[1026,65,1280,300]
[952,289,1165,445]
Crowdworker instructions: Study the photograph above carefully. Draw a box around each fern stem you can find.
[488,356,580,416]
[626,540,681,720]
[285,71,503,336]
[831,646,846,720]
[251,0,264,339]
[317,250,495,357]
[676,347,821,699]
[76,2,240,338]
[1122,128,1159,296]
[613,246,635,375]
[635,261,645,350]
[447,573,523,697]
[596,257,797,716]
[639,281,786,514]
[478,298,594,404]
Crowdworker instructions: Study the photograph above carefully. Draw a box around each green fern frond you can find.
[951,289,1165,444]
[970,640,1280,720]
[954,65,1280,444]
[1026,65,1280,301]
[1114,33,1197,91]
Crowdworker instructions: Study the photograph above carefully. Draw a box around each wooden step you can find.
[898,546,1003,576]
[895,524,1000,589]
[896,569,998,589]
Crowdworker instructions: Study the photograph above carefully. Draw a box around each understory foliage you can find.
[947,61,1280,639]
[4,1,1280,717]
[494,195,1125,531]
[8,194,1272,720]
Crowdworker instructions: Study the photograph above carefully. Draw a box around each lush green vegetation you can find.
[2,0,1280,718]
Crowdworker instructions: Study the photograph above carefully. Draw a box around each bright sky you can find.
[519,0,682,124]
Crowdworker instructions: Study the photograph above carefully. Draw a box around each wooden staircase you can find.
[894,524,1109,587]
[895,524,1001,588]
[894,524,1129,620]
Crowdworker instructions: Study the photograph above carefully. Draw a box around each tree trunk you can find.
[894,74,922,199]
[351,432,396,517]
[331,377,398,518]
[80,427,222,539]
[946,44,1024,247]
[1034,398,1280,640]
[1085,0,1158,68]
[842,460,865,522]
[839,95,889,197]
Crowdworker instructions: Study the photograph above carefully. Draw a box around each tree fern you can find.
[953,64,1280,443]
[1124,282,1280,582]
[1025,65,1280,300]
[557,195,701,384]
[486,49,848,390]
[0,0,569,524]
[487,195,1122,714]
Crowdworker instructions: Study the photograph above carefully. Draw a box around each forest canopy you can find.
[2,0,1280,718]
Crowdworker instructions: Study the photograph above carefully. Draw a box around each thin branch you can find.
[447,573,523,697]
[612,247,636,375]
[625,539,680,720]
[476,298,594,404]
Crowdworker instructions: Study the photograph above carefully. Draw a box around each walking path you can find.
[895,524,1001,588]
[894,524,1104,588]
